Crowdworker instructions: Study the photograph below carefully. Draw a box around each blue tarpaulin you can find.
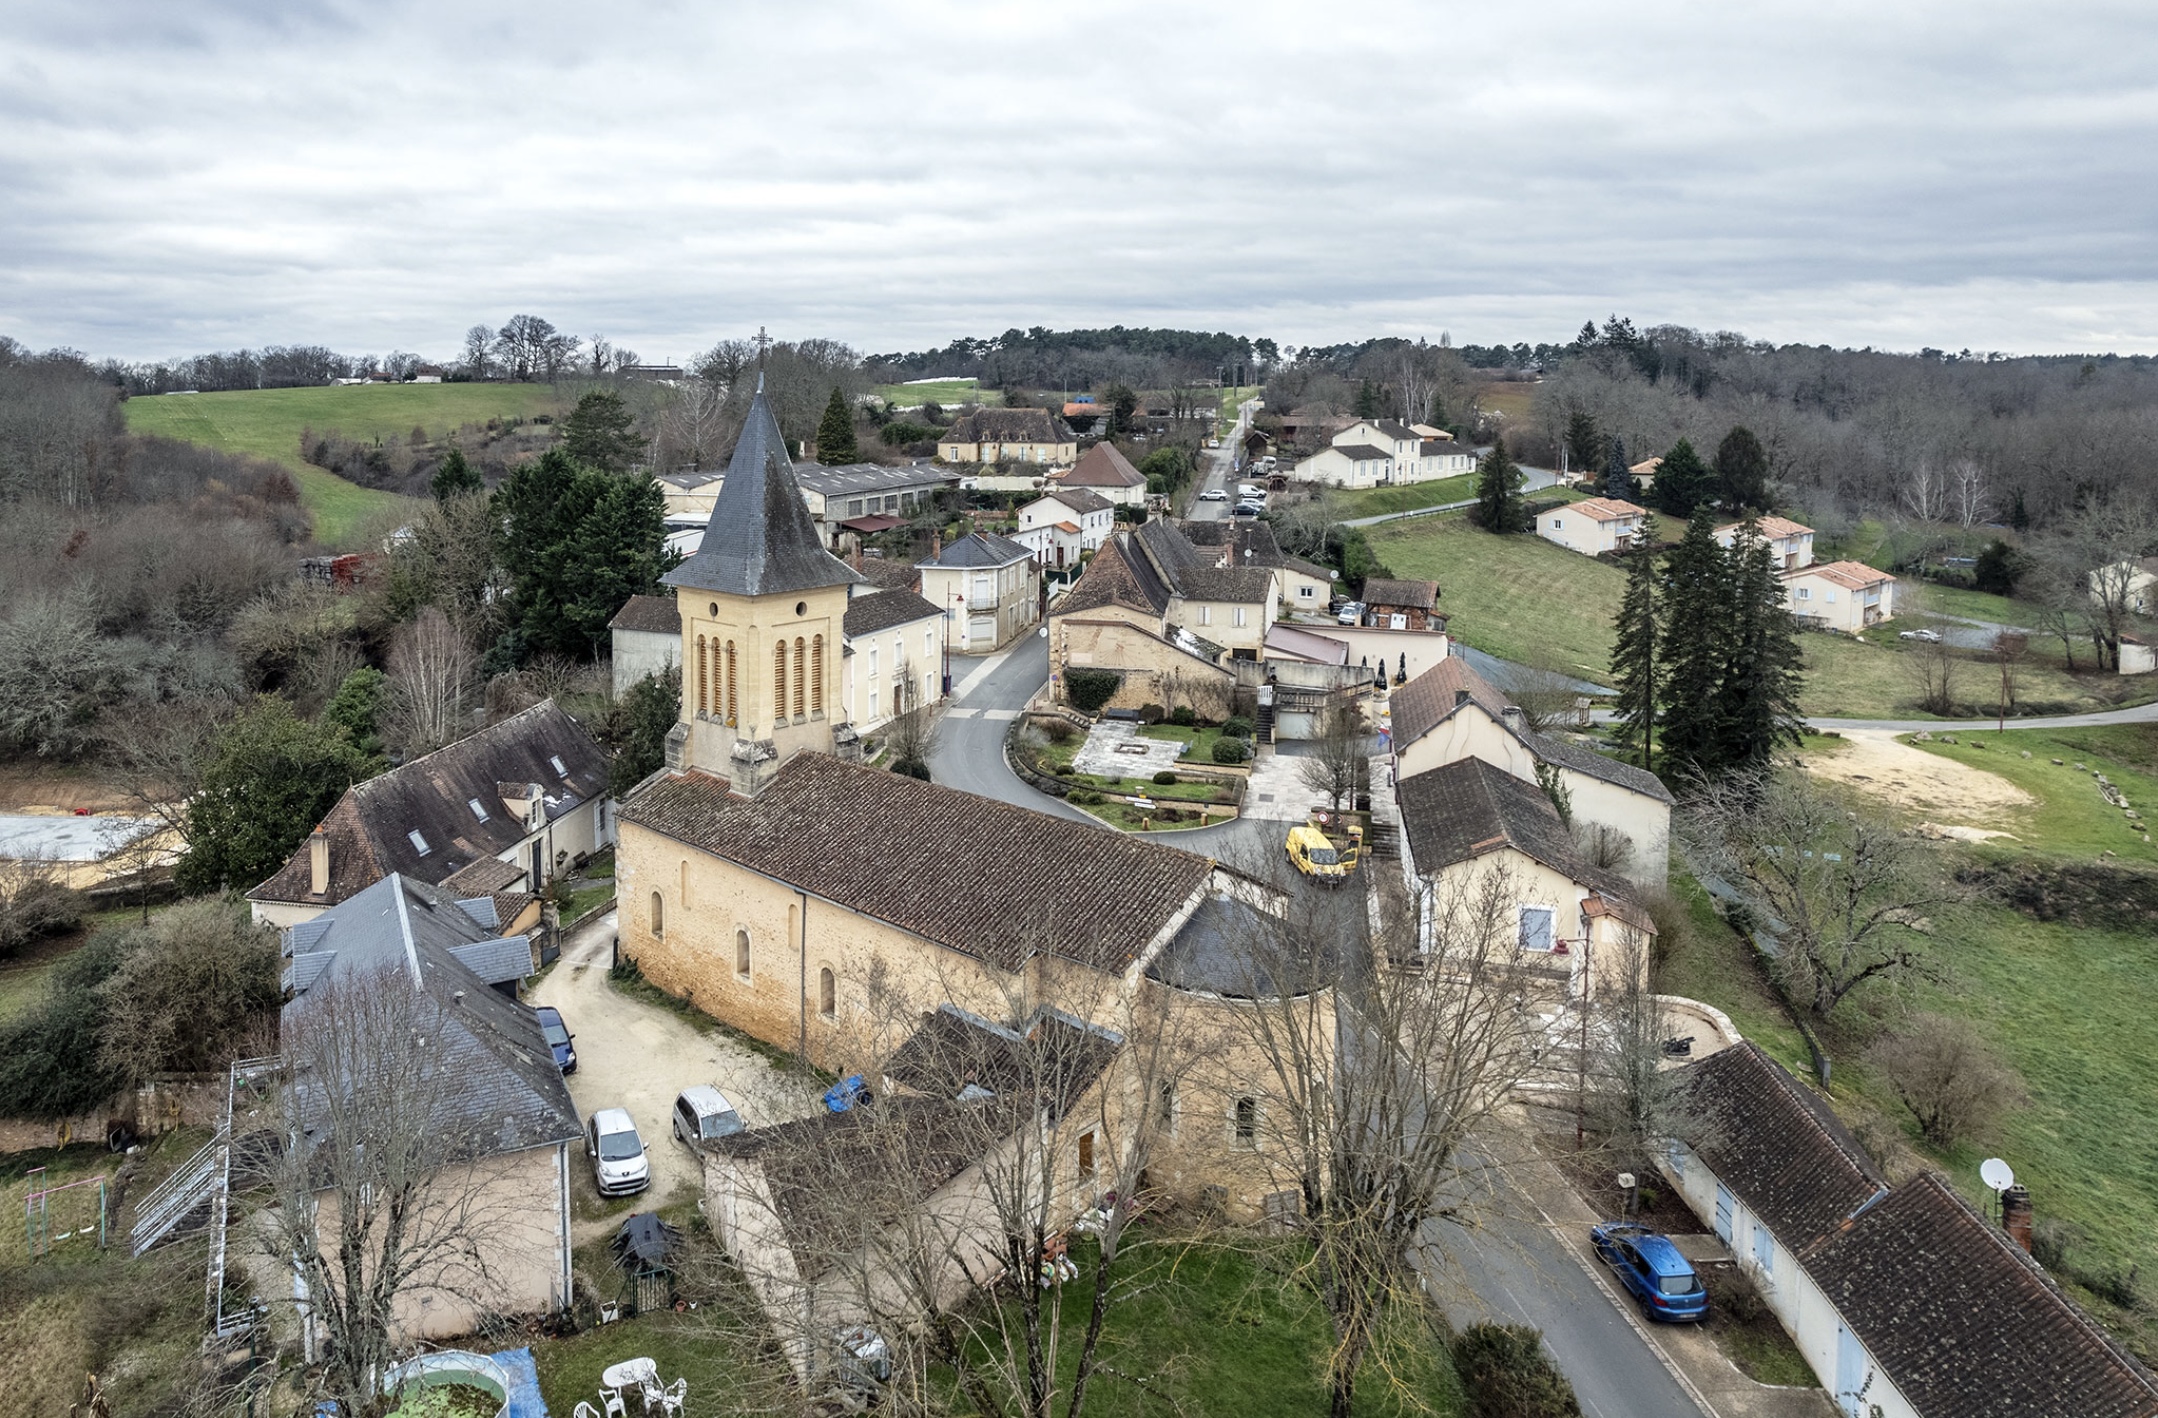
[489,1347,548,1418]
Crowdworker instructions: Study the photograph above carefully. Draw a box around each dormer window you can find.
[468,798,490,823]
[408,830,432,857]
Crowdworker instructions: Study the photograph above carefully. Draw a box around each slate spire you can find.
[662,377,863,598]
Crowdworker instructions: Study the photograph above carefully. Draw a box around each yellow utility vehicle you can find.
[1285,815,1363,884]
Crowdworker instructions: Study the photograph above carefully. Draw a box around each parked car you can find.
[1231,503,1262,519]
[1198,488,1228,502]
[1590,1222,1707,1322]
[534,1005,576,1073]
[1237,483,1263,499]
[1336,602,1364,625]
[672,1085,746,1148]
[587,1108,651,1197]
[1899,628,1942,642]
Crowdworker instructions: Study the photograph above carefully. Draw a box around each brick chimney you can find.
[931,531,943,560]
[309,827,329,896]
[2002,1184,2034,1253]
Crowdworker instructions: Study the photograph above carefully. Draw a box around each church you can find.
[614,381,1320,1220]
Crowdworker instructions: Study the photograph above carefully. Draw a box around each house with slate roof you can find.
[1012,485,1115,568]
[1180,519,1335,614]
[917,531,1037,652]
[275,874,582,1342]
[936,408,1077,466]
[609,593,685,695]
[839,588,945,732]
[247,700,611,928]
[1290,418,1474,489]
[1388,657,1672,885]
[1664,1042,2158,1418]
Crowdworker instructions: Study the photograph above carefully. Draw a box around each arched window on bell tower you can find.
[725,641,738,726]
[696,636,708,716]
[774,642,788,724]
[793,638,807,719]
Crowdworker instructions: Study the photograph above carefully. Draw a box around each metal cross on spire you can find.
[754,325,771,365]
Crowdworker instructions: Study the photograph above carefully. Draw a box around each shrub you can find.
[1042,718,1074,745]
[1211,737,1251,764]
[1169,705,1197,726]
[1452,1324,1580,1418]
[0,860,85,962]
[1137,702,1165,724]
[1867,1012,2028,1146]
[1153,770,1179,785]
[1221,716,1252,739]
[893,758,932,781]
[1065,669,1121,714]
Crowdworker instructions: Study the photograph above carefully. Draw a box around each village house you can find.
[1048,535,1238,719]
[1663,1042,2158,1418]
[1715,515,1816,571]
[839,588,946,732]
[1386,658,1672,884]
[937,408,1078,465]
[1784,560,1897,632]
[246,701,610,929]
[918,531,1038,652]
[2093,555,2158,616]
[1054,441,1149,506]
[1289,419,1474,489]
[1011,486,1116,569]
[274,874,580,1343]
[654,470,723,520]
[609,594,684,695]
[1181,520,1335,615]
[1356,577,1444,631]
[1536,497,1651,556]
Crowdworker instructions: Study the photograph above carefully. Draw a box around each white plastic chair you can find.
[574,1404,601,1418]
[657,1378,688,1418]
[639,1375,668,1415]
[600,1387,629,1418]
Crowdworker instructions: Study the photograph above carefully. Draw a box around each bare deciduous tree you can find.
[103,692,236,846]
[1682,768,1965,1018]
[1867,1011,2027,1145]
[1585,928,1695,1167]
[1297,695,1370,813]
[385,607,474,754]
[2060,492,2156,671]
[1990,630,2028,730]
[1951,459,1991,529]
[0,854,83,959]
[1493,657,1582,735]
[1898,460,1948,523]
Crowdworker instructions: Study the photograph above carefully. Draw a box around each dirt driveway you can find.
[1807,729,2031,830]
[528,909,822,1236]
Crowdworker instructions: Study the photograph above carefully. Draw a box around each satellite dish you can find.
[1980,1158,2015,1192]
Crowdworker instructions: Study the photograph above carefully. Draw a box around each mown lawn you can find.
[1334,474,1479,519]
[1803,627,2154,720]
[873,378,993,408]
[1655,870,1813,1081]
[1907,724,2158,863]
[124,382,565,545]
[1364,519,1621,677]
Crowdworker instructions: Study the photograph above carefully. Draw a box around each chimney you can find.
[452,989,466,1009]
[309,827,329,896]
[1502,705,1525,731]
[1454,689,1470,708]
[931,531,943,560]
[2001,1184,2033,1253]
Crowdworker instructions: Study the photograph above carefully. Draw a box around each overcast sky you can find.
[4,0,2156,362]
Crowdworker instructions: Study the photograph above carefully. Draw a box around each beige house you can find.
[2090,555,2158,616]
[654,471,722,519]
[1388,658,1671,885]
[937,408,1077,465]
[1181,521,1334,615]
[1536,497,1651,556]
[1055,442,1149,506]
[1784,560,1896,632]
[1290,419,1474,489]
[918,532,1038,653]
[840,589,946,732]
[247,701,611,929]
[1716,515,1816,571]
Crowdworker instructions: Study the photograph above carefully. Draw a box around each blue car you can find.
[535,1006,576,1074]
[1590,1222,1707,1322]
[824,1074,874,1113]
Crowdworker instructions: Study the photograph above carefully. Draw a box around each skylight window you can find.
[468,798,490,823]
[549,755,568,777]
[408,830,431,856]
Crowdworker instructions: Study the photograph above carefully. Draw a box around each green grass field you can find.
[124,382,566,545]
[1365,518,1621,679]
[1333,474,1480,520]
[873,378,993,408]
[1473,381,1536,423]
[1905,725,2158,863]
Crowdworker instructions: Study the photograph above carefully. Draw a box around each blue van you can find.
[1591,1222,1708,1322]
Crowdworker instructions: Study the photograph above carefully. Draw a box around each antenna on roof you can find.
[1980,1157,2015,1192]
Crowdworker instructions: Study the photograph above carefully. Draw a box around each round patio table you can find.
[601,1357,658,1391]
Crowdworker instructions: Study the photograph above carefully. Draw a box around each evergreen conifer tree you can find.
[430,445,482,502]
[1609,535,1661,772]
[1602,436,1635,499]
[1564,412,1602,477]
[1473,436,1528,532]
[1715,425,1769,510]
[815,386,858,463]
[1713,517,1807,774]
[1355,380,1381,418]
[1658,506,1730,778]
[1650,438,1711,516]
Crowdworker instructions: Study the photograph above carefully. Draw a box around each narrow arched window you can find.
[774,643,788,722]
[696,636,708,715]
[650,891,664,936]
[725,641,738,725]
[818,966,835,1018]
[793,638,807,719]
[679,859,690,909]
[1233,1096,1258,1147]
[735,928,750,978]
[811,634,825,713]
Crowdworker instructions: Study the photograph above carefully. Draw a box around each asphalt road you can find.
[1185,398,1259,523]
[925,638,1096,824]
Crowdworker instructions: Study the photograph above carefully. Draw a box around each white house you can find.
[918,532,1039,653]
[1783,561,1895,632]
[1290,419,1475,489]
[1536,497,1651,556]
[840,589,947,732]
[1012,487,1116,569]
[1664,1042,2158,1418]
[1716,515,1816,571]
[1055,443,1149,506]
[608,595,684,696]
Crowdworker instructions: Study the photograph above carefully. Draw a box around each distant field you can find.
[1474,380,1537,422]
[124,382,565,545]
[873,378,993,408]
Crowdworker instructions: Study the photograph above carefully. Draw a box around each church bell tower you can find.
[661,378,864,793]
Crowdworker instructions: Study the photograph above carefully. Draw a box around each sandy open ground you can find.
[1807,730,2032,828]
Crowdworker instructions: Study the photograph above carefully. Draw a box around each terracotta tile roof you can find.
[1563,497,1649,522]
[1676,1041,1885,1250]
[1362,577,1440,611]
[1787,559,1894,591]
[1390,658,1511,748]
[842,589,941,638]
[854,556,920,593]
[1054,533,1171,619]
[609,593,681,634]
[444,856,524,895]
[1178,519,1287,568]
[1716,515,1813,541]
[620,755,1214,973]
[1807,1173,2158,1418]
[1060,442,1146,488]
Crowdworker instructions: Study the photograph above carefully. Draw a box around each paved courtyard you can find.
[1241,746,1320,822]
[1070,720,1189,778]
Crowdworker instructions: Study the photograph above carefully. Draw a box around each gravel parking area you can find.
[528,909,822,1232]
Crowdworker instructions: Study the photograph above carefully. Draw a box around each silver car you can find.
[672,1085,746,1149]
[587,1108,650,1196]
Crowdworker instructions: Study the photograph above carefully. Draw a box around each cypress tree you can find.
[1603,436,1635,499]
[1609,536,1662,772]
[1564,412,1602,477]
[1650,437,1711,517]
[1473,436,1528,533]
[1714,517,1807,774]
[1658,506,1730,778]
[430,445,482,502]
[815,386,858,463]
[1715,425,1769,510]
[1354,380,1381,418]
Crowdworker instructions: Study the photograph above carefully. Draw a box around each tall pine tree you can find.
[1658,506,1730,779]
[560,389,645,473]
[1609,535,1662,772]
[1564,412,1602,478]
[815,386,858,463]
[430,445,482,502]
[1713,517,1806,774]
[1473,436,1528,533]
[1650,437,1711,516]
[1602,436,1635,499]
[1715,425,1769,510]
